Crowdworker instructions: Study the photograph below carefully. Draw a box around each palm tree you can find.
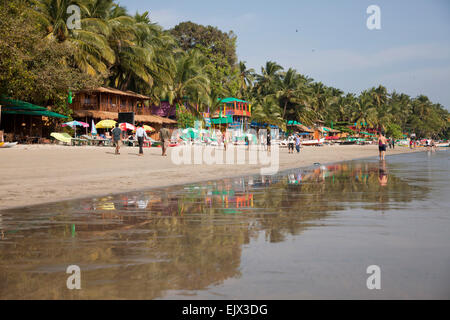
[254,61,283,96]
[351,91,378,129]
[238,61,255,93]
[158,50,210,115]
[251,96,284,127]
[36,0,115,75]
[274,68,308,119]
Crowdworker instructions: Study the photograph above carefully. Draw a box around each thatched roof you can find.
[73,110,176,124]
[135,114,177,124]
[288,124,314,133]
[77,87,150,100]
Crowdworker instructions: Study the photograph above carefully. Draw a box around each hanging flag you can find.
[68,90,73,104]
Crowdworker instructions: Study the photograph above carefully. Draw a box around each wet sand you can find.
[0,144,423,210]
[0,151,448,299]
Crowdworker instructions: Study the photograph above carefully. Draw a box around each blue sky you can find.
[120,0,450,109]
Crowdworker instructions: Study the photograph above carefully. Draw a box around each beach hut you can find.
[0,96,68,143]
[71,87,177,140]
[210,98,252,132]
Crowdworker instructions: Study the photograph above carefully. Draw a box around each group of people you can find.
[111,123,171,157]
[287,133,302,154]
[409,137,437,151]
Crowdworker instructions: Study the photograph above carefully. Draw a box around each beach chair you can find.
[50,132,73,145]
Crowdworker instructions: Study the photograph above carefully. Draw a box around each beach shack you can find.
[316,126,341,139]
[0,96,68,143]
[71,87,177,139]
[210,98,251,132]
[286,121,314,138]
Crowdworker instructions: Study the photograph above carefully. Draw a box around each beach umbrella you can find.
[96,119,117,129]
[143,125,155,132]
[61,121,88,138]
[91,119,97,136]
[62,120,87,128]
[119,122,136,131]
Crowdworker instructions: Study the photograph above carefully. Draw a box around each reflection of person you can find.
[378,161,388,186]
[426,138,431,151]
[136,123,149,156]
[377,132,388,161]
[111,123,122,155]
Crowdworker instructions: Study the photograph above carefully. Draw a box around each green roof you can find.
[0,96,48,111]
[0,96,67,118]
[2,110,68,118]
[218,97,249,104]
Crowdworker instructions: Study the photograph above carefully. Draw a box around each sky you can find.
[120,0,450,109]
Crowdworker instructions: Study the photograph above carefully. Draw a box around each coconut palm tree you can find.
[351,91,378,129]
[36,0,115,75]
[238,61,255,93]
[251,96,284,127]
[254,61,283,96]
[157,50,210,115]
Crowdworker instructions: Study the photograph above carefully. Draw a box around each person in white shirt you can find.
[287,134,295,154]
[135,123,149,156]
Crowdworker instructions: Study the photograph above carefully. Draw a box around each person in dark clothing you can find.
[111,123,122,155]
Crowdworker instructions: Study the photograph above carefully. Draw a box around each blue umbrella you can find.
[62,121,87,138]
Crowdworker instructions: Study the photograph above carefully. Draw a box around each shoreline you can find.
[0,144,426,211]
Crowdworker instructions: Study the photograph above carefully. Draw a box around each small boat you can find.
[0,142,18,148]
[301,138,325,146]
[436,142,449,147]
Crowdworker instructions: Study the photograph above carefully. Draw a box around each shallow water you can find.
[0,150,449,299]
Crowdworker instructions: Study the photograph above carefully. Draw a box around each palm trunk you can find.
[282,101,288,119]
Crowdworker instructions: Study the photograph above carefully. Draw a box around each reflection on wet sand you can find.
[0,161,429,299]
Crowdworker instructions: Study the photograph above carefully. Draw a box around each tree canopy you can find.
[0,0,448,138]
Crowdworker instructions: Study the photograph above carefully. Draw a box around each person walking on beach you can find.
[111,123,122,155]
[136,123,149,156]
[160,127,171,156]
[378,131,388,161]
[295,134,301,153]
[287,134,295,154]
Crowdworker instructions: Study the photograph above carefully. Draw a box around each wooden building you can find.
[210,98,252,131]
[72,87,177,139]
[0,97,67,143]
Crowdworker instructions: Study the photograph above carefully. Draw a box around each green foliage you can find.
[176,107,197,129]
[1,0,448,140]
[170,21,237,67]
[385,123,403,139]
[0,0,101,119]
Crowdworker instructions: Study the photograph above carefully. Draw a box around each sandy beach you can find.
[0,144,423,210]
